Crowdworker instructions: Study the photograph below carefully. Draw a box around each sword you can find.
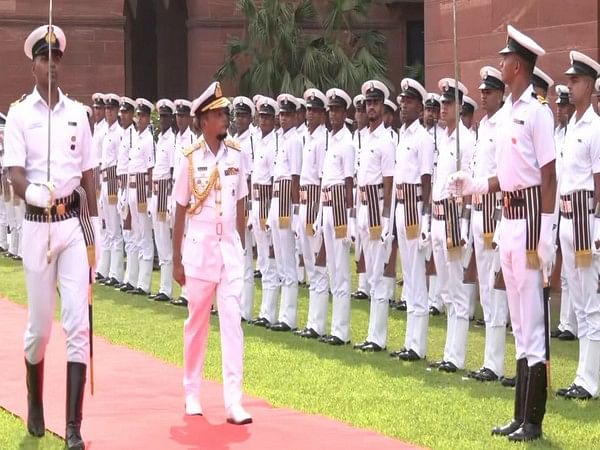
[542,274,552,390]
[46,0,54,263]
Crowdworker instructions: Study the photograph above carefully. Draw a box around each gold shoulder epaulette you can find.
[183,137,205,156]
[225,138,240,151]
[536,95,549,105]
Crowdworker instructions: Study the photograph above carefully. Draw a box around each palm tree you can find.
[215,0,390,97]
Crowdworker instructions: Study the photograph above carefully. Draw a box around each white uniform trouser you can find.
[559,265,577,334]
[395,204,429,357]
[183,252,244,409]
[128,186,154,292]
[428,275,444,311]
[431,216,469,368]
[22,218,89,365]
[252,199,280,323]
[560,215,600,396]
[7,197,24,257]
[299,202,329,335]
[100,180,124,281]
[119,187,139,286]
[0,196,8,249]
[500,218,545,365]
[320,205,350,340]
[96,173,111,278]
[241,225,255,321]
[357,202,388,347]
[473,210,507,377]
[268,196,298,328]
[150,193,173,296]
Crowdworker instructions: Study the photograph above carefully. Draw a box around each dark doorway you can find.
[406,20,425,82]
[124,0,188,100]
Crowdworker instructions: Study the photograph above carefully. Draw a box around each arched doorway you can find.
[124,0,188,100]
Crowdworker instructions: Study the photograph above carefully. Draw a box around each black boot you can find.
[65,362,86,450]
[492,358,527,436]
[25,359,45,437]
[508,362,546,442]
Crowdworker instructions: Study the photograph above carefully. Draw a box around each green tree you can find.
[215,0,390,97]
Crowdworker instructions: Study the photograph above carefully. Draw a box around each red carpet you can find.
[0,299,418,450]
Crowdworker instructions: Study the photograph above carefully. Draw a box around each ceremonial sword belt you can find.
[502,185,542,269]
[472,192,499,248]
[252,183,273,231]
[321,184,348,238]
[396,183,422,240]
[432,198,461,255]
[128,173,149,213]
[25,192,79,223]
[301,184,320,234]
[273,179,292,228]
[560,190,594,268]
[153,178,172,221]
[359,183,384,240]
[102,165,118,204]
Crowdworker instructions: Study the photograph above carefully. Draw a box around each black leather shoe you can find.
[253,270,262,279]
[564,384,593,400]
[270,322,292,332]
[65,362,86,450]
[210,305,218,315]
[396,300,407,311]
[475,319,486,328]
[129,287,149,296]
[558,330,576,341]
[104,277,120,287]
[251,317,270,327]
[353,341,370,350]
[94,272,105,282]
[153,292,171,302]
[299,328,320,339]
[361,342,385,352]
[351,290,369,300]
[491,420,522,436]
[318,334,332,343]
[399,349,422,361]
[12,254,22,261]
[25,359,45,437]
[428,360,445,369]
[327,335,349,346]
[170,296,188,307]
[475,367,499,381]
[501,376,516,387]
[118,282,135,292]
[429,306,441,316]
[557,383,576,397]
[439,361,458,373]
[389,347,407,358]
[550,328,562,338]
[508,423,542,442]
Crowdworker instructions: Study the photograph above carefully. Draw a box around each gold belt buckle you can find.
[56,203,66,216]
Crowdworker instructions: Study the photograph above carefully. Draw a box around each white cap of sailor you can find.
[499,24,545,65]
[84,105,93,118]
[277,93,300,113]
[191,81,231,117]
[353,94,366,111]
[174,99,193,116]
[303,88,327,110]
[478,66,505,91]
[397,78,427,104]
[565,50,600,80]
[438,78,468,104]
[361,80,390,101]
[136,98,154,115]
[252,94,264,106]
[424,93,441,109]
[92,93,105,108]
[596,78,600,96]
[554,85,570,105]
[119,96,136,112]
[296,98,306,110]
[325,88,352,110]
[462,95,478,115]
[384,98,397,112]
[257,97,278,116]
[24,25,67,60]
[233,96,256,116]
[103,93,120,109]
[156,99,176,115]
[532,67,554,92]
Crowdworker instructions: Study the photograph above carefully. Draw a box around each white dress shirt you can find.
[394,119,435,185]
[300,124,327,185]
[322,126,355,188]
[356,121,395,186]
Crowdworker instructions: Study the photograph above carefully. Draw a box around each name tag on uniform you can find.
[68,121,77,127]
[224,167,239,176]
[512,118,525,125]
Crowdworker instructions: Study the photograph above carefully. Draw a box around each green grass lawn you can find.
[0,256,598,449]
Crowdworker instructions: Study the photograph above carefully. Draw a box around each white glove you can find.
[418,214,431,251]
[593,218,600,255]
[537,213,556,280]
[91,216,102,270]
[460,217,470,246]
[447,170,489,196]
[25,183,53,208]
[380,216,393,244]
